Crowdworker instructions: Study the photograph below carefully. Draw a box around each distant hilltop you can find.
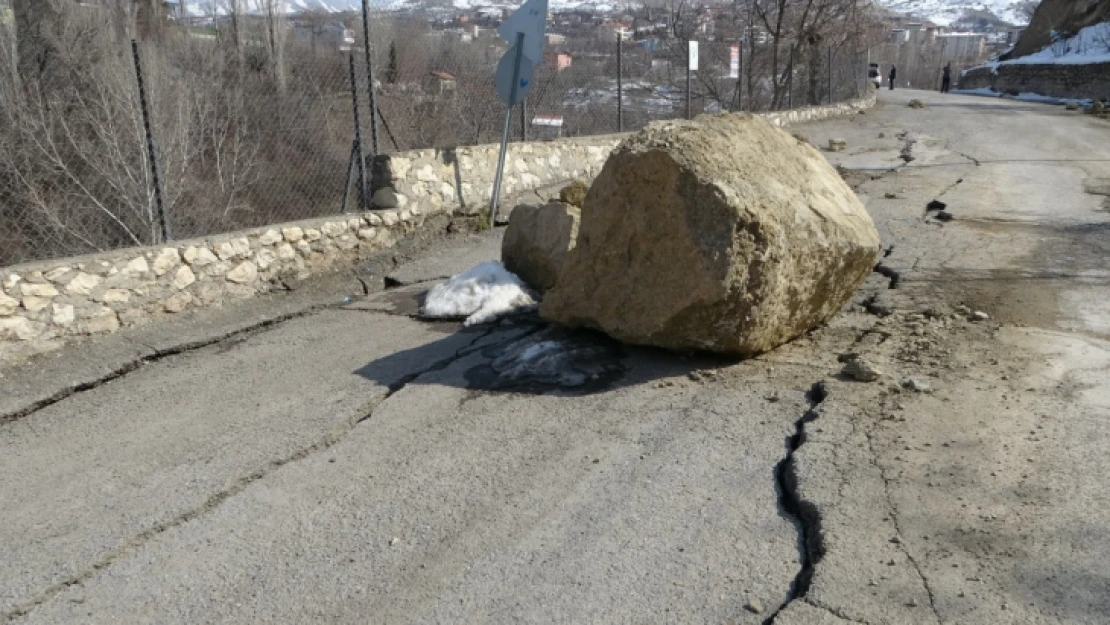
[174,0,1033,23]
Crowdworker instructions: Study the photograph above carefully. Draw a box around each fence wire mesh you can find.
[1,1,872,266]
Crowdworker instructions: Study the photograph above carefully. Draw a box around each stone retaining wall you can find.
[0,207,434,361]
[1,93,875,360]
[369,135,621,216]
[369,92,877,217]
[959,62,1110,100]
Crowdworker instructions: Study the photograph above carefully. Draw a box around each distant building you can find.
[741,26,769,45]
[445,29,473,43]
[475,7,501,21]
[424,71,457,95]
[544,51,572,71]
[293,21,356,52]
[1006,29,1025,45]
[598,21,631,42]
[936,33,986,58]
[901,22,939,45]
[162,0,185,19]
[695,16,714,38]
[546,33,567,46]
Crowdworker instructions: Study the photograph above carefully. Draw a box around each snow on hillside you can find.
[988,22,1110,66]
[177,0,398,16]
[179,0,611,15]
[879,0,1027,26]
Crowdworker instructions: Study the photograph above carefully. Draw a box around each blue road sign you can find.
[495,45,535,106]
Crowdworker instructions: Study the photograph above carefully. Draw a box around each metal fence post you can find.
[686,42,693,120]
[348,54,368,212]
[360,0,380,156]
[130,39,170,243]
[379,108,401,150]
[340,140,359,213]
[828,46,833,103]
[521,97,528,141]
[617,34,623,132]
[787,47,794,109]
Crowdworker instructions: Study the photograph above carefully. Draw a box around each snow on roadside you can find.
[421,262,537,326]
[950,88,1093,106]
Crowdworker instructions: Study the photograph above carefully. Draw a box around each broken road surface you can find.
[2,89,1108,624]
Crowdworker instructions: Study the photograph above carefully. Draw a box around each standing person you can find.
[889,65,897,90]
[941,63,952,93]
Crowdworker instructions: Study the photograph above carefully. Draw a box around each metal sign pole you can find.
[686,43,693,119]
[738,44,743,111]
[488,33,526,228]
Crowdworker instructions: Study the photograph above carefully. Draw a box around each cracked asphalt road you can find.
[2,89,1109,624]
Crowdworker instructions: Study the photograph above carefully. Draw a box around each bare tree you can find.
[228,0,243,67]
[262,0,288,94]
[0,0,260,260]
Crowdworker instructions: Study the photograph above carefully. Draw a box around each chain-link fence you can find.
[0,1,871,267]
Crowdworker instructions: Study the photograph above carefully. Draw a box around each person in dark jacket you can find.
[889,65,897,90]
[941,63,952,93]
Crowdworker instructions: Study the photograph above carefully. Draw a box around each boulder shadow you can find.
[353,314,740,396]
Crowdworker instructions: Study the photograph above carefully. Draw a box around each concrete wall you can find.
[1,93,875,361]
[959,62,1110,100]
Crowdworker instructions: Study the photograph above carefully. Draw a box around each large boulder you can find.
[502,202,580,292]
[540,113,881,356]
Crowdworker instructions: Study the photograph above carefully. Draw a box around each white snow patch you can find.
[1009,22,1110,65]
[950,87,1093,106]
[421,261,536,326]
[950,87,1004,97]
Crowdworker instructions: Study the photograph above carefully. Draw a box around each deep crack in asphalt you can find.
[764,380,829,624]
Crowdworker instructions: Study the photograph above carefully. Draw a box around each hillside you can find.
[180,0,1030,22]
[178,0,614,15]
[882,0,1029,26]
[1010,0,1110,58]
